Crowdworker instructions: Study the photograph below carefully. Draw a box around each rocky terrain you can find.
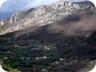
[0,0,95,35]
[0,0,96,72]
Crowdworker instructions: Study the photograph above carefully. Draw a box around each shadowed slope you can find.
[0,12,96,72]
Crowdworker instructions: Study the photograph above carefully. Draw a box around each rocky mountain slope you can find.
[0,0,96,72]
[0,0,95,35]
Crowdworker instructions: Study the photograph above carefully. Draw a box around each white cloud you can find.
[0,0,7,8]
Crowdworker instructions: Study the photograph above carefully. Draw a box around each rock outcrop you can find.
[0,0,95,35]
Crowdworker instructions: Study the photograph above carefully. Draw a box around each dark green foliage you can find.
[0,23,96,72]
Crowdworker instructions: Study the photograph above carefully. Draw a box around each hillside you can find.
[0,0,96,72]
[0,1,95,35]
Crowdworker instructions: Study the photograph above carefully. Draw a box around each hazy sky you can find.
[0,0,88,13]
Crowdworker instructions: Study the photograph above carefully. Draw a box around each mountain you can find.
[0,1,95,35]
[0,0,96,72]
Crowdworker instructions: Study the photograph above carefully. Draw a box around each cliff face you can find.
[0,1,95,35]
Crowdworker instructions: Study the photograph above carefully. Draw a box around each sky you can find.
[0,0,95,19]
[0,0,88,13]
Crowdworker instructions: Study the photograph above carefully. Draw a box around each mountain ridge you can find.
[0,1,95,35]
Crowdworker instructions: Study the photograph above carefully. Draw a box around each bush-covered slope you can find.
[0,12,96,72]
